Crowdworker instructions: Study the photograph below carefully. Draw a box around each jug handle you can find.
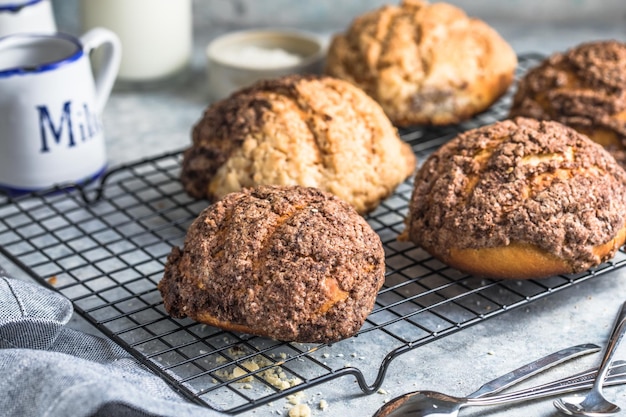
[80,28,121,113]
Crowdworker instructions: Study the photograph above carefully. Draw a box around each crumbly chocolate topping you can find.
[158,185,385,343]
[180,74,415,214]
[406,117,626,272]
[181,83,275,199]
[510,41,626,146]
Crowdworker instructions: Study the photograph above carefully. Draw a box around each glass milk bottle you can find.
[80,0,192,88]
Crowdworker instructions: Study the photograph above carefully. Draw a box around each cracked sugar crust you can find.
[510,40,626,163]
[324,0,517,127]
[406,117,626,275]
[158,185,386,343]
[181,74,416,215]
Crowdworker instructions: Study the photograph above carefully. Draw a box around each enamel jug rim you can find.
[0,32,83,78]
[0,0,45,12]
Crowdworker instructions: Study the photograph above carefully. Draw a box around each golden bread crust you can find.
[158,185,386,343]
[181,74,416,214]
[406,117,626,279]
[325,0,517,126]
[445,231,626,280]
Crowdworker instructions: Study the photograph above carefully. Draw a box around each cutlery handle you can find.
[595,301,626,387]
[467,361,626,406]
[470,343,600,398]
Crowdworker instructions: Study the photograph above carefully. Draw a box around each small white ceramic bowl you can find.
[206,29,325,101]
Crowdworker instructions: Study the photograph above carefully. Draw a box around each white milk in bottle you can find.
[80,0,192,85]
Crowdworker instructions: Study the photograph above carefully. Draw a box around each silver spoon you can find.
[374,361,626,417]
[373,343,600,417]
[554,301,626,416]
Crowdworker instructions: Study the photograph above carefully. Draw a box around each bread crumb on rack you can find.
[216,355,303,390]
[319,399,329,410]
[288,403,311,417]
[231,359,261,382]
[287,392,305,405]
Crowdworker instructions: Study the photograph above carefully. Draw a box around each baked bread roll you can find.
[181,74,416,215]
[325,0,517,127]
[158,185,386,343]
[404,117,626,279]
[510,40,626,166]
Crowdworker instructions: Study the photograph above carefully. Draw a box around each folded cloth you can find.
[0,267,222,417]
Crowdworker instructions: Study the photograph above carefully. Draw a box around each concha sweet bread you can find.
[404,117,626,279]
[510,40,626,165]
[158,185,386,343]
[181,74,416,214]
[324,0,517,126]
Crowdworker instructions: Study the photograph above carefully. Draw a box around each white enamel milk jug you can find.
[0,28,121,193]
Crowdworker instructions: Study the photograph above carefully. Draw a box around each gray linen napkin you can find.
[0,267,219,417]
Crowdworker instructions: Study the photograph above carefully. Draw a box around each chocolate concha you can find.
[510,40,626,166]
[158,185,386,343]
[405,117,626,279]
[181,74,416,215]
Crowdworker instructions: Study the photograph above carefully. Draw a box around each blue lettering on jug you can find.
[78,103,100,141]
[37,101,101,153]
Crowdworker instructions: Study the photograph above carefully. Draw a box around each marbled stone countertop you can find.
[4,5,626,416]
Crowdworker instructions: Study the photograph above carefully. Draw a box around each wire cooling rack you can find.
[2,54,626,414]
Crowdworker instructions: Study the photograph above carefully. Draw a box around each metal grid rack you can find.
[2,54,625,414]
